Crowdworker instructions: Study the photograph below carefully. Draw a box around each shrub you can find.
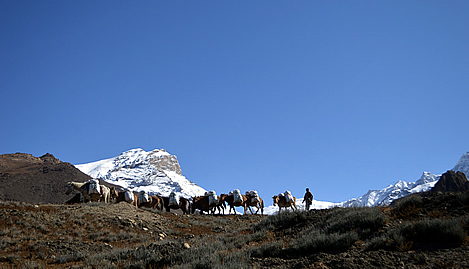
[289,230,359,255]
[167,238,251,269]
[398,218,465,245]
[54,252,84,264]
[253,210,312,232]
[324,207,387,239]
[391,194,423,219]
[365,231,406,251]
[366,218,465,251]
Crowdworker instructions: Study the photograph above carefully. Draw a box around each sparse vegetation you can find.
[1,192,469,268]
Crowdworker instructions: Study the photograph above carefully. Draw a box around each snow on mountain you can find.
[336,152,469,208]
[339,171,440,207]
[75,148,207,199]
[452,152,469,176]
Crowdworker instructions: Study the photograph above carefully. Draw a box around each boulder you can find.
[431,170,469,193]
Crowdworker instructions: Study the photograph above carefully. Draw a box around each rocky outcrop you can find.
[0,153,92,203]
[431,170,469,193]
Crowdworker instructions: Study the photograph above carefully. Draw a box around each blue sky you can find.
[1,1,468,204]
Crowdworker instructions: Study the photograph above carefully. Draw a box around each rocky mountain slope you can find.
[0,153,91,204]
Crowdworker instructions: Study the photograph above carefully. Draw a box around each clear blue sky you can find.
[2,1,468,205]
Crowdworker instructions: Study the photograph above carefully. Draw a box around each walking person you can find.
[303,188,313,211]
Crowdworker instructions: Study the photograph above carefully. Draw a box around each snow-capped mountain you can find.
[75,148,207,199]
[339,171,440,207]
[336,152,469,208]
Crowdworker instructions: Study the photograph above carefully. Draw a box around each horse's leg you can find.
[253,205,259,214]
[182,201,188,214]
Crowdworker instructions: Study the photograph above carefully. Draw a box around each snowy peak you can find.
[416,171,439,185]
[112,148,182,175]
[452,152,469,176]
[75,148,206,199]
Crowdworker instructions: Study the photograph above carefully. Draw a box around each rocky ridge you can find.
[0,153,91,204]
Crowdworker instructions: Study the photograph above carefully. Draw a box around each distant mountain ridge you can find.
[338,152,469,208]
[339,171,440,207]
[75,149,207,199]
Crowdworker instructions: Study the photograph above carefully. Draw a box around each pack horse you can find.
[272,191,297,212]
[65,179,109,203]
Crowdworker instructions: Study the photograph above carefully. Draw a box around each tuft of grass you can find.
[253,209,312,232]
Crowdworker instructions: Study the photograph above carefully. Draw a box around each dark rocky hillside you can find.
[0,153,91,204]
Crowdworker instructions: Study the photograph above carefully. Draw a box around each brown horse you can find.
[110,187,138,207]
[272,195,297,212]
[138,195,162,210]
[191,195,225,214]
[245,194,264,215]
[221,193,248,215]
[160,196,190,214]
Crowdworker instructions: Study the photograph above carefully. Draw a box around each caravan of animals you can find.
[65,178,300,215]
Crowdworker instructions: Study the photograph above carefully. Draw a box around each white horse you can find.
[65,181,109,203]
[100,185,111,203]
